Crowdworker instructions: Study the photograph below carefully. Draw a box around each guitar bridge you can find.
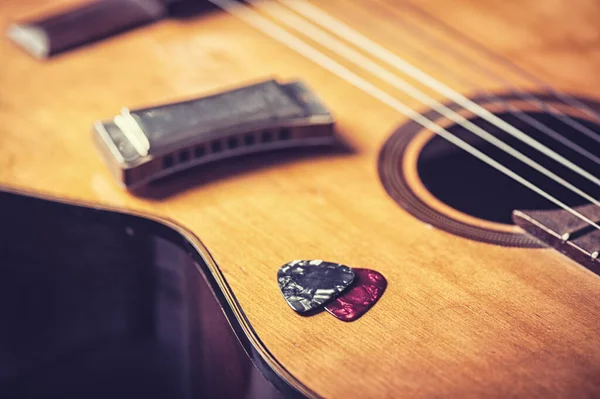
[93,79,336,189]
[513,204,600,275]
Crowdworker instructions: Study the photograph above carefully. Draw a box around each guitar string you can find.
[322,4,600,167]
[278,0,600,190]
[359,0,600,154]
[385,0,600,126]
[365,0,600,145]
[275,0,600,167]
[253,0,600,208]
[206,0,600,231]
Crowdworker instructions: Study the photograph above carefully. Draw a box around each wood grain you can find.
[2,0,600,397]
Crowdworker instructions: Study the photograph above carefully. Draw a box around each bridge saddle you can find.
[513,203,600,275]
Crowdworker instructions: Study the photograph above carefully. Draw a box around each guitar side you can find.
[0,187,311,398]
[2,0,600,398]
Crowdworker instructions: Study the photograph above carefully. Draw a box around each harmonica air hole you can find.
[211,140,223,153]
[194,145,206,158]
[163,154,174,169]
[261,130,273,143]
[227,137,239,150]
[178,150,190,163]
[244,134,255,146]
[279,128,291,140]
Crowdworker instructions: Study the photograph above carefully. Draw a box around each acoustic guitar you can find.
[2,0,600,398]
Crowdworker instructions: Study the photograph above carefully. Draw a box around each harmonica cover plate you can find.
[93,79,336,189]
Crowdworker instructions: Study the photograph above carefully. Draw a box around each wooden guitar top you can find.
[2,0,600,397]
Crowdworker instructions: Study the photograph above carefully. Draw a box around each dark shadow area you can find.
[296,307,326,318]
[0,190,302,399]
[167,0,221,19]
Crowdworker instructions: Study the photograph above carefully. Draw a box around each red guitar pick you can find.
[325,268,387,322]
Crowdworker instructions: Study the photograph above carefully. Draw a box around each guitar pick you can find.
[325,268,387,322]
[277,260,355,314]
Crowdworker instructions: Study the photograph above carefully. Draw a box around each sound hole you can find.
[378,94,600,247]
[417,111,600,225]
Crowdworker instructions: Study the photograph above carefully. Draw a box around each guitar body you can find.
[2,0,600,397]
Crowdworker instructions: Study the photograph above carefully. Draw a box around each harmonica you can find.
[93,79,336,190]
